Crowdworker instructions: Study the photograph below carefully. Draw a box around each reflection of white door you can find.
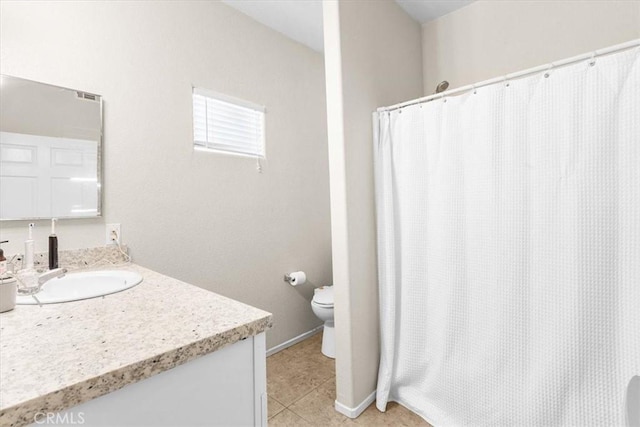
[0,132,98,219]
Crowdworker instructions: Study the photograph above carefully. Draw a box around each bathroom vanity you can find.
[0,255,272,427]
[0,75,274,426]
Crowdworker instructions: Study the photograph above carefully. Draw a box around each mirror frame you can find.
[0,74,103,221]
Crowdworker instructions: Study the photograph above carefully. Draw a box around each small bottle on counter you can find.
[48,218,58,270]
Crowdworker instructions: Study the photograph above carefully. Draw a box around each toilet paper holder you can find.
[284,271,306,286]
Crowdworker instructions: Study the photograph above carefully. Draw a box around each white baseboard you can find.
[334,390,376,418]
[266,325,323,357]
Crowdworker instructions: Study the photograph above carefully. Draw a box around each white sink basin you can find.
[16,270,143,305]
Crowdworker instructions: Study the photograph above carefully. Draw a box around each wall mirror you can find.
[0,75,102,220]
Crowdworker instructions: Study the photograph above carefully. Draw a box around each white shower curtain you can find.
[374,46,640,426]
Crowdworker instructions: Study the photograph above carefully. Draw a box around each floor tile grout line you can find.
[288,407,317,425]
[266,334,336,423]
[285,373,336,409]
[288,399,353,424]
[267,399,287,420]
[267,369,334,409]
[289,399,346,427]
[286,376,339,425]
[270,395,287,408]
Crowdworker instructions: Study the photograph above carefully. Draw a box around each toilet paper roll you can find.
[288,271,306,286]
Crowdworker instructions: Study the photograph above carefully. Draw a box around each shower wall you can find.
[422,0,640,93]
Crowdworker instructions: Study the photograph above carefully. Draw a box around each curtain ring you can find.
[472,84,477,94]
[544,63,554,78]
[589,52,596,67]
[503,76,510,87]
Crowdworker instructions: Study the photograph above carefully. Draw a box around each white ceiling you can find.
[395,0,475,24]
[221,1,325,52]
[222,0,475,53]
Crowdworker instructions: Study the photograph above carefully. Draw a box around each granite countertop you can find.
[0,261,272,427]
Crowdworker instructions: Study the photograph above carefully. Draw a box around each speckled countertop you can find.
[0,262,272,427]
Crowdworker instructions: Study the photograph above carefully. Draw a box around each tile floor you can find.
[267,332,431,426]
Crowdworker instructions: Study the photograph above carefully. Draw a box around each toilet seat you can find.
[312,286,334,307]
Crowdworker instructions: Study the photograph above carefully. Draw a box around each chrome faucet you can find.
[17,267,67,296]
[38,268,67,287]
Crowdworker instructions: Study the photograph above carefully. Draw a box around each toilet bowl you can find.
[311,286,334,358]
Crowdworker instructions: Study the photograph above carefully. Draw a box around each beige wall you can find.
[0,0,331,349]
[423,0,640,94]
[323,0,423,411]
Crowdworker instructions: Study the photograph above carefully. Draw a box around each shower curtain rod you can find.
[378,38,640,113]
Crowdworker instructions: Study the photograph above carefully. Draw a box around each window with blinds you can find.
[192,88,265,157]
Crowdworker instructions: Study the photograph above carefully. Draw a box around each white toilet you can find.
[311,285,334,358]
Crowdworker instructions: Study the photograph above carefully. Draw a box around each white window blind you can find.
[192,88,265,157]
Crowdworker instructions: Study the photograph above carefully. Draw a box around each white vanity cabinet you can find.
[49,333,267,427]
[1,263,272,427]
